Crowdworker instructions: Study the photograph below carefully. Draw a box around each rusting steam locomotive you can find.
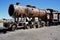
[3,3,60,31]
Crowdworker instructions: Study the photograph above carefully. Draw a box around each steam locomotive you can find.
[3,3,60,31]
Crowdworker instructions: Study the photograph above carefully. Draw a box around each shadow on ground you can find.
[0,27,26,34]
[0,29,11,34]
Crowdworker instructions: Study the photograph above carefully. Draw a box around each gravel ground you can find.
[0,23,60,40]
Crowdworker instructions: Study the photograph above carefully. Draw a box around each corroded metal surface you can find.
[8,4,47,19]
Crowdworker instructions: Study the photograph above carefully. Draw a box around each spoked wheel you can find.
[25,24,32,29]
[33,22,39,28]
[23,25,27,29]
[35,24,39,28]
[26,25,31,29]
[11,24,17,31]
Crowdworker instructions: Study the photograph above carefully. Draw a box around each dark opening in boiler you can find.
[8,4,14,16]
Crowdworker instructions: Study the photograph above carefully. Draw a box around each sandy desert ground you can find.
[0,23,60,40]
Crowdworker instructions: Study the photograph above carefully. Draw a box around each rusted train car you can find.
[3,3,60,31]
[47,9,60,25]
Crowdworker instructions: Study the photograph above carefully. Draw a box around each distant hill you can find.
[0,19,13,23]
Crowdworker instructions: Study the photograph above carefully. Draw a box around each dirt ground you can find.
[0,23,60,40]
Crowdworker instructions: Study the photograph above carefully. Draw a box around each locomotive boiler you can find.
[8,4,47,19]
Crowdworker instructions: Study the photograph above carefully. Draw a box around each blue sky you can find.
[0,0,60,19]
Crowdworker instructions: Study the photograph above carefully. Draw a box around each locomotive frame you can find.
[3,3,60,31]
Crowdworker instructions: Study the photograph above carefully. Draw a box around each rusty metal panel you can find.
[53,13,58,20]
[59,14,60,21]
[47,14,50,20]
[8,4,47,19]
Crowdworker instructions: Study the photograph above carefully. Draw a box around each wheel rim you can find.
[12,25,16,31]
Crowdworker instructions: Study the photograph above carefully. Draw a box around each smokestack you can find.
[16,2,20,5]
